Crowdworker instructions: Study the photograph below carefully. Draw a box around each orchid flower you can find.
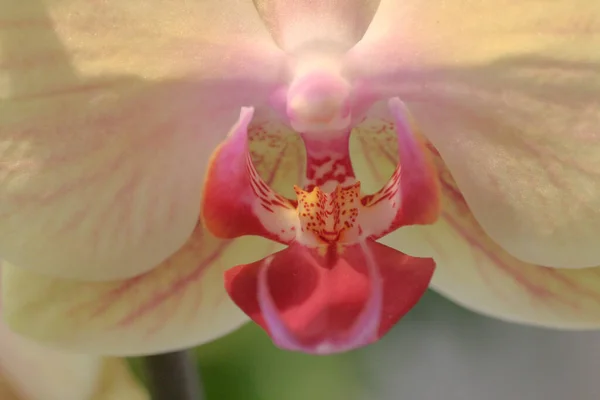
[1,0,600,356]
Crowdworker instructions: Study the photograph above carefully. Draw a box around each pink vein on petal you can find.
[115,242,231,327]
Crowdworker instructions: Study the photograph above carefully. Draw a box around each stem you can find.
[143,350,204,400]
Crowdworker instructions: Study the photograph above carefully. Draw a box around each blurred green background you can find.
[130,290,600,400]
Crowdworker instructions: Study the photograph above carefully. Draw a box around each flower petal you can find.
[0,0,285,279]
[347,0,600,267]
[202,108,301,243]
[225,240,434,354]
[380,147,600,329]
[253,0,381,52]
[1,224,282,355]
[359,99,440,239]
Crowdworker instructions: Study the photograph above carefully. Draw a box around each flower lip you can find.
[225,239,434,355]
[256,240,383,355]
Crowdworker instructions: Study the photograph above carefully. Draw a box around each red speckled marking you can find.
[362,167,401,208]
[247,150,297,212]
[202,108,298,243]
[302,131,356,192]
[294,183,361,244]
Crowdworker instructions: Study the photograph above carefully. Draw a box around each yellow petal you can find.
[2,223,283,355]
[253,0,380,52]
[347,0,600,268]
[379,145,600,329]
[0,0,285,280]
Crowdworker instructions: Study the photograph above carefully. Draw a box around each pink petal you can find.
[225,240,434,354]
[202,108,302,243]
[0,0,285,279]
[380,144,600,329]
[253,0,381,52]
[347,0,600,268]
[360,98,440,238]
[1,224,281,355]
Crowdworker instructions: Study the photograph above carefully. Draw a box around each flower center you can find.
[294,182,361,246]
